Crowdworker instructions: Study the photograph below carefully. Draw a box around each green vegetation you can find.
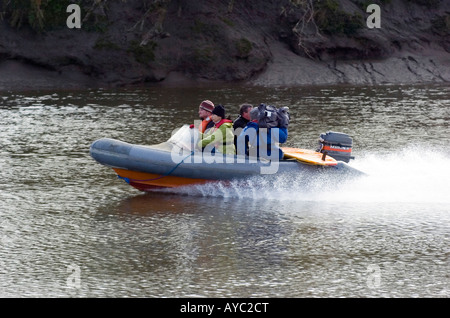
[191,20,209,34]
[0,0,81,31]
[221,17,235,27]
[406,0,441,8]
[1,0,52,30]
[191,20,221,38]
[193,45,217,64]
[94,37,121,51]
[431,15,450,34]
[315,0,364,35]
[0,0,111,32]
[235,38,253,58]
[352,0,391,10]
[128,40,157,64]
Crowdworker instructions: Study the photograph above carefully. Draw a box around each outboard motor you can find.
[318,131,354,163]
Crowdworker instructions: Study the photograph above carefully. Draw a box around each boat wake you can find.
[154,146,450,204]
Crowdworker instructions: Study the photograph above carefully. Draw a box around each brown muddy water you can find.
[0,83,449,297]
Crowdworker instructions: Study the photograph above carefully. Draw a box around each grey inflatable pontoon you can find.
[90,126,363,190]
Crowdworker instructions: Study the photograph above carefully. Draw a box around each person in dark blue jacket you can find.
[237,107,288,160]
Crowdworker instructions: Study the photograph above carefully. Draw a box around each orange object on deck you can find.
[281,147,338,166]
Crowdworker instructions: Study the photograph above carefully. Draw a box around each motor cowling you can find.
[318,131,354,163]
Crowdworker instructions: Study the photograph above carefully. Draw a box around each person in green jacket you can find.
[198,105,236,155]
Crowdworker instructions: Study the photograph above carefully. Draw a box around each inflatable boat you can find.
[90,125,364,191]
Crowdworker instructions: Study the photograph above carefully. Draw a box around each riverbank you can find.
[2,41,448,92]
[0,0,449,92]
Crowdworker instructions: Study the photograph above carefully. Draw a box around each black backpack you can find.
[257,103,290,129]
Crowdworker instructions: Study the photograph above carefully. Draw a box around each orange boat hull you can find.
[113,168,210,191]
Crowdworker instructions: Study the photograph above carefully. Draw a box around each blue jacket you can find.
[237,121,288,160]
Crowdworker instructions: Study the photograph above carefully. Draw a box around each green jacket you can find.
[199,120,236,155]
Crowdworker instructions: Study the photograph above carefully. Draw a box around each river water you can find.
[0,83,449,298]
